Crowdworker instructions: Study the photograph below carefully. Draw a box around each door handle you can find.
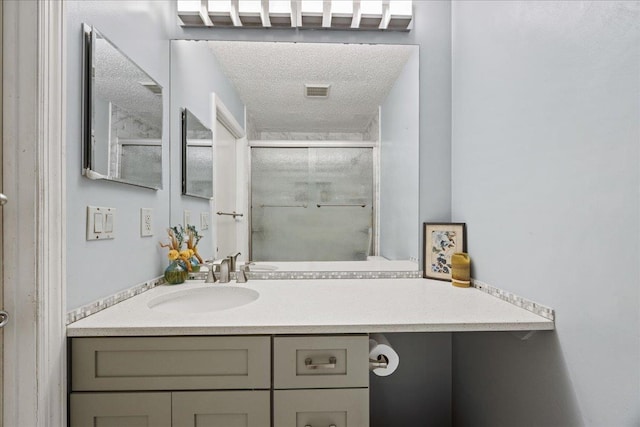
[0,193,7,205]
[0,310,9,328]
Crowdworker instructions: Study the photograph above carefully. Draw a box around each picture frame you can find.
[423,222,467,281]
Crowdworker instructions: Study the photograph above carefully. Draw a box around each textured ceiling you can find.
[207,41,414,133]
[94,36,162,132]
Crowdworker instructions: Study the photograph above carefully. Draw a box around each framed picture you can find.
[423,223,467,280]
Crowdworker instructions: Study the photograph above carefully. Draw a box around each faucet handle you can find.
[236,263,250,283]
[204,262,217,283]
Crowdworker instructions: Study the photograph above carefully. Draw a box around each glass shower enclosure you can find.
[251,147,374,261]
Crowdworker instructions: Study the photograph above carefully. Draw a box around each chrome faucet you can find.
[218,258,231,283]
[227,252,241,271]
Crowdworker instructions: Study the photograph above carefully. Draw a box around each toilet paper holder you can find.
[369,354,389,370]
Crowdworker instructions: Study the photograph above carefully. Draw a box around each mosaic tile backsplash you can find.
[66,276,165,325]
[472,279,555,321]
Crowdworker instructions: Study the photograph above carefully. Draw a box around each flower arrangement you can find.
[160,225,204,284]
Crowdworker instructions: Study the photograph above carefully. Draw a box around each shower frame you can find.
[246,139,381,261]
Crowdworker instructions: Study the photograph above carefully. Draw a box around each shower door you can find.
[251,147,373,261]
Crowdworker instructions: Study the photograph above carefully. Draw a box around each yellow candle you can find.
[451,252,471,288]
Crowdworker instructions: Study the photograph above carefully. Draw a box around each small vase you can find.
[190,256,200,273]
[164,260,188,285]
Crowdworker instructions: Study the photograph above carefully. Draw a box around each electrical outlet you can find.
[200,212,210,230]
[140,208,153,237]
[184,210,192,227]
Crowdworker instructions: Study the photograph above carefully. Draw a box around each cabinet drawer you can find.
[274,335,369,389]
[71,336,270,391]
[173,391,270,427]
[274,389,369,427]
[70,392,171,427]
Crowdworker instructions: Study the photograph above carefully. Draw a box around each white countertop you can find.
[67,278,554,337]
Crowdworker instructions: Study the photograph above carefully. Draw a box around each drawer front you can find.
[71,336,270,391]
[274,389,369,427]
[172,391,270,427]
[70,392,171,427]
[274,335,369,389]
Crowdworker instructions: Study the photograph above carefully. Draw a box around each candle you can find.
[451,252,471,288]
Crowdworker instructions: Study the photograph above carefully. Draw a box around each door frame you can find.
[3,1,66,426]
[211,93,247,260]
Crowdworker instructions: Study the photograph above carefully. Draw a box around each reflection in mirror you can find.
[82,24,163,189]
[182,109,213,199]
[171,40,419,271]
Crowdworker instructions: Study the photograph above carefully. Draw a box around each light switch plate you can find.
[140,208,153,237]
[200,212,210,230]
[86,206,115,241]
[184,210,192,227]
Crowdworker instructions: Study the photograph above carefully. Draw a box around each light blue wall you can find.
[451,1,640,425]
[170,40,244,261]
[66,1,173,309]
[380,47,420,260]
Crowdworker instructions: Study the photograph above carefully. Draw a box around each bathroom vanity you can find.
[70,335,369,426]
[67,279,553,427]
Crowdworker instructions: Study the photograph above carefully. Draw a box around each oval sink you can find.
[148,286,259,314]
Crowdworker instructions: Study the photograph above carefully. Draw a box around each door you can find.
[273,389,369,427]
[70,392,171,427]
[251,147,374,261]
[215,120,240,259]
[172,391,270,427]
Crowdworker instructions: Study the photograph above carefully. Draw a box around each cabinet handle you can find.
[304,356,337,369]
[305,425,336,427]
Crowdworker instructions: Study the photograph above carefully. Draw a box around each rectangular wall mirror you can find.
[182,108,213,199]
[171,40,419,271]
[82,24,163,190]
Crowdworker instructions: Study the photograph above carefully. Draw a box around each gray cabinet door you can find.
[172,390,270,427]
[274,335,369,389]
[72,336,271,391]
[70,392,171,427]
[274,389,369,427]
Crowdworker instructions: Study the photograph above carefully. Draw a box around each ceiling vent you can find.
[305,84,331,98]
[140,81,162,95]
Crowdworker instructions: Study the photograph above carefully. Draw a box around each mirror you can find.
[171,40,419,271]
[82,24,163,189]
[182,108,213,199]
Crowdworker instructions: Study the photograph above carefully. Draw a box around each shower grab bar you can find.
[260,204,308,208]
[316,203,367,208]
[216,211,243,218]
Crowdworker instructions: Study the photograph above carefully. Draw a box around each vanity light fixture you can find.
[359,0,383,29]
[268,0,295,27]
[139,81,163,95]
[330,0,353,29]
[207,0,238,26]
[299,0,325,28]
[178,0,412,31]
[238,0,266,27]
[177,0,212,26]
[386,0,413,30]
